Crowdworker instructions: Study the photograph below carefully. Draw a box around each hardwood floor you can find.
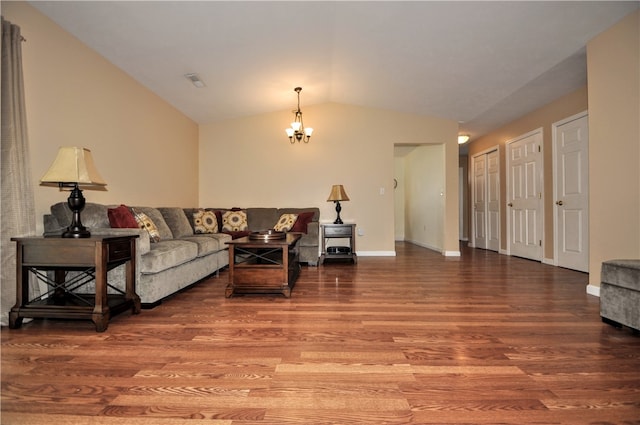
[2,242,639,424]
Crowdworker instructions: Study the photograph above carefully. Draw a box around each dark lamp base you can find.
[63,184,91,238]
[62,227,91,238]
[333,200,344,224]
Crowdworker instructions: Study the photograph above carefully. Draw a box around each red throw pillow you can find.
[108,204,138,228]
[291,211,314,233]
[213,210,224,232]
[225,230,251,239]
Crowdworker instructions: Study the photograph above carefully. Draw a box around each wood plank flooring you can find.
[2,242,640,424]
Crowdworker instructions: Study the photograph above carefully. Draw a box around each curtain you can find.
[1,17,36,326]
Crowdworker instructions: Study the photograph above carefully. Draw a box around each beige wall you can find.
[200,103,459,254]
[587,11,640,287]
[467,86,589,258]
[3,2,199,234]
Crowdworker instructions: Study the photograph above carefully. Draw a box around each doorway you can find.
[394,144,445,252]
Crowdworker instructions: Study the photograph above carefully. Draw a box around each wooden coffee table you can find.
[225,233,301,297]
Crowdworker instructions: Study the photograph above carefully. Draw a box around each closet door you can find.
[507,129,543,261]
[486,150,500,252]
[472,153,487,249]
[471,148,499,251]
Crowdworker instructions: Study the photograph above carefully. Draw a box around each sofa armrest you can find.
[306,221,319,238]
[298,221,319,247]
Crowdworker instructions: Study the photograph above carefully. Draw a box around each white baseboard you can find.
[586,284,600,298]
[542,257,556,266]
[356,251,396,257]
[444,250,461,257]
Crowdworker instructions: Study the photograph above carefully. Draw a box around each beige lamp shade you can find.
[40,147,107,187]
[327,184,349,202]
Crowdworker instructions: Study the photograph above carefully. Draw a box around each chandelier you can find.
[285,87,313,143]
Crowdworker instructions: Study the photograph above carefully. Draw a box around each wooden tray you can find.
[249,230,286,241]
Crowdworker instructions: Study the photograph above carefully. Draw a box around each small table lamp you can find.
[40,147,107,238]
[327,184,350,224]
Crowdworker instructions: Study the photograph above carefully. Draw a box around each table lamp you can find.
[327,184,349,224]
[40,147,107,238]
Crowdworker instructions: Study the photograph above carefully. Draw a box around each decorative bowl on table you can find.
[248,229,286,240]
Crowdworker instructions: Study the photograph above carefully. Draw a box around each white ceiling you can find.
[29,1,638,142]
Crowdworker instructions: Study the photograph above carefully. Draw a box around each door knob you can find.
[508,202,513,207]
[556,200,564,206]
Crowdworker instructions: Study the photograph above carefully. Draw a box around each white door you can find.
[507,129,543,260]
[472,153,487,248]
[471,148,500,251]
[486,150,500,252]
[553,112,589,272]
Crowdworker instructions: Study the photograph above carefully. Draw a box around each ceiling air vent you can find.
[184,73,206,88]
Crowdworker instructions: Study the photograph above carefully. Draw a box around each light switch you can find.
[379,187,385,195]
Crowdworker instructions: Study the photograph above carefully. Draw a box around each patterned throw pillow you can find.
[193,209,218,234]
[132,209,161,243]
[222,210,248,232]
[273,213,298,232]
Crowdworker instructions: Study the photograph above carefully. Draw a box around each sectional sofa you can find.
[600,259,640,332]
[44,203,320,306]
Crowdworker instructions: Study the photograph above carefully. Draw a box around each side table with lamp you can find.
[9,147,140,332]
[320,185,357,264]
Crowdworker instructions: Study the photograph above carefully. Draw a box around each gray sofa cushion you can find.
[246,208,280,231]
[50,202,111,229]
[132,206,173,241]
[140,240,198,274]
[181,233,232,257]
[159,207,193,238]
[182,208,203,232]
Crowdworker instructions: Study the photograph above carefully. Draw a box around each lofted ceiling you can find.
[29,1,638,143]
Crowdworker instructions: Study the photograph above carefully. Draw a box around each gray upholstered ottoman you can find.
[600,259,640,332]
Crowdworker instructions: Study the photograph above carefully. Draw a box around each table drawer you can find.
[108,240,132,262]
[324,226,352,237]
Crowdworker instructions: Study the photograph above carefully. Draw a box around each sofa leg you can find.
[142,301,162,309]
[602,316,623,328]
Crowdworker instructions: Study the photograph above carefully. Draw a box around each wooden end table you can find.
[226,233,301,298]
[319,223,357,264]
[9,235,140,332]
